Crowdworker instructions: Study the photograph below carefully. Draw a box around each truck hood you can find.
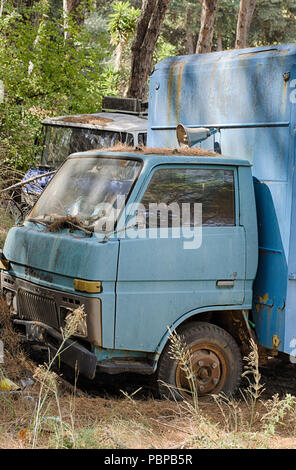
[3,225,118,281]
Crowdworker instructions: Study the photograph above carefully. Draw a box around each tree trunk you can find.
[235,0,256,49]
[186,6,195,55]
[196,0,219,54]
[126,0,171,100]
[28,1,51,77]
[114,41,126,72]
[0,0,4,17]
[216,32,222,51]
[63,0,85,40]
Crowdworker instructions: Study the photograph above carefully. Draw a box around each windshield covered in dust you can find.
[27,157,141,231]
[41,126,134,167]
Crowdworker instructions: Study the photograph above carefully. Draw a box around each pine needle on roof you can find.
[87,144,219,157]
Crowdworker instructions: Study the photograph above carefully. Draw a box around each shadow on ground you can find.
[28,348,296,401]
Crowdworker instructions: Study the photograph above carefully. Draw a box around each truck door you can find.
[115,165,246,352]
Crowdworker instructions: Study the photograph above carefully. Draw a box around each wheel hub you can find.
[177,347,225,396]
[193,350,221,394]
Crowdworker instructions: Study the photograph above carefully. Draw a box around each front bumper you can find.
[15,319,97,379]
[1,271,102,345]
[1,271,102,379]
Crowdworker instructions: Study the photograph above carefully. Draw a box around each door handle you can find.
[216,280,234,287]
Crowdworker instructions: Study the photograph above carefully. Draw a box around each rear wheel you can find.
[157,321,242,400]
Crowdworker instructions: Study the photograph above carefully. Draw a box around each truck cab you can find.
[1,147,258,398]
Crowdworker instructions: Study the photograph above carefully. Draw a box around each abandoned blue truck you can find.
[1,43,296,399]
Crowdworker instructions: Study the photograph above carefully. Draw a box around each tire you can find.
[157,321,242,400]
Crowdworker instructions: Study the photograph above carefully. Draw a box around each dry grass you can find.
[0,297,36,381]
[86,143,220,157]
[0,202,15,248]
[58,115,114,126]
[0,162,25,193]
[47,216,86,233]
[1,389,296,449]
[1,300,296,449]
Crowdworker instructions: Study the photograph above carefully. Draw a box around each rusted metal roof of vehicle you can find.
[42,112,147,132]
[58,115,114,126]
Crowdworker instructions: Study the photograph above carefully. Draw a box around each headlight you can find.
[0,250,10,271]
[4,290,13,306]
[3,289,17,314]
[61,307,88,338]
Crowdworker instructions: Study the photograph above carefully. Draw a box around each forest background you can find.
[0,0,296,171]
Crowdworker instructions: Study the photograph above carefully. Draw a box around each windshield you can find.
[28,156,141,231]
[41,125,134,168]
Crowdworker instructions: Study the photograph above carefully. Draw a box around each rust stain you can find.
[209,62,218,109]
[272,334,281,349]
[25,266,53,283]
[167,62,178,125]
[48,233,61,272]
[278,299,286,311]
[258,292,269,304]
[281,75,289,118]
[167,62,185,125]
[255,292,275,312]
[176,63,185,122]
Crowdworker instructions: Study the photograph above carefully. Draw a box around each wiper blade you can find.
[26,217,50,227]
[101,223,139,243]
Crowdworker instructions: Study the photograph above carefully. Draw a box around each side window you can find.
[124,133,134,146]
[138,133,147,146]
[140,168,235,228]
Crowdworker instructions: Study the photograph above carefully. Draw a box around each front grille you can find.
[18,288,59,329]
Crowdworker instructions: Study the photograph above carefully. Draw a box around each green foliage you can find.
[1,0,296,171]
[108,1,140,46]
[250,0,296,46]
[162,0,201,55]
[262,393,296,436]
[215,0,296,50]
[153,35,177,64]
[106,1,140,88]
[162,0,296,54]
[0,0,119,170]
[214,0,238,50]
[0,206,15,249]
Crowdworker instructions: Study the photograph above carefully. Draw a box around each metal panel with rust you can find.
[148,44,296,354]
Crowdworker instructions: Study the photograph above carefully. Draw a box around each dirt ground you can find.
[259,356,296,399]
[2,347,296,449]
[68,357,296,449]
[31,354,296,448]
[2,295,296,449]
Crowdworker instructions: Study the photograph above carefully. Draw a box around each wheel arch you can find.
[155,306,254,361]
